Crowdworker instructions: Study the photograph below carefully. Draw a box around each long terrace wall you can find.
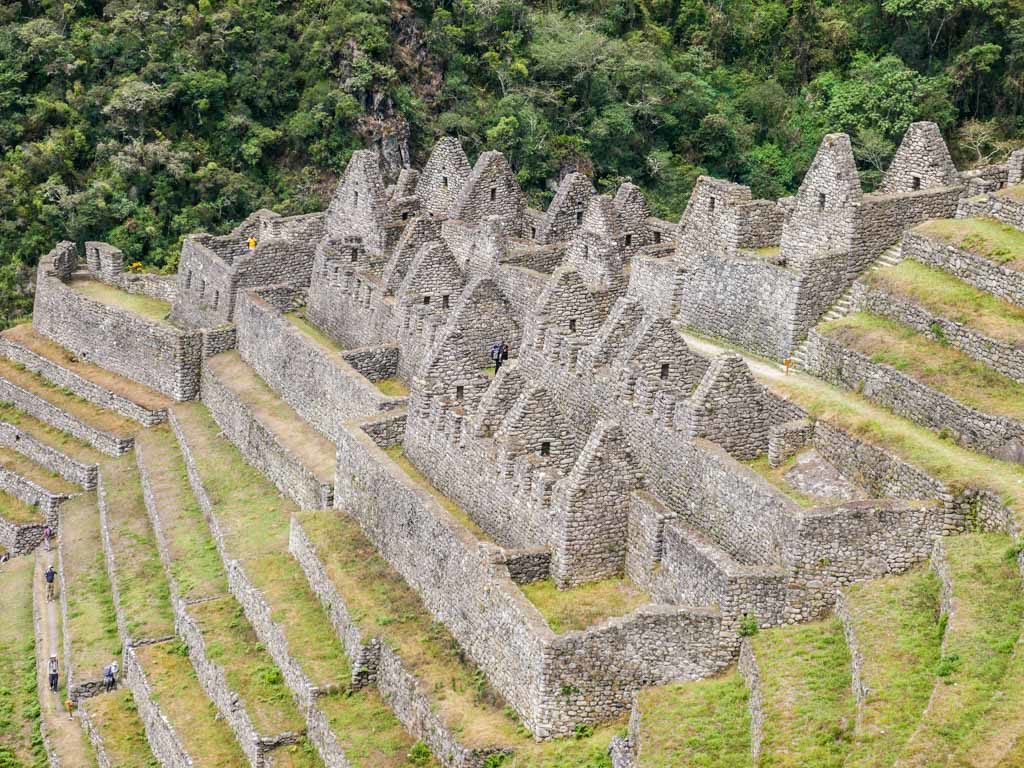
[0,468,67,523]
[957,188,1024,228]
[902,229,1024,307]
[124,644,194,768]
[235,287,403,441]
[0,516,44,554]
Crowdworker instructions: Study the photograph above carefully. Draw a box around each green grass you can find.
[896,533,1024,766]
[0,488,44,525]
[319,691,439,768]
[80,689,158,768]
[0,446,79,496]
[865,259,1024,346]
[383,445,493,542]
[0,555,47,768]
[744,454,818,508]
[820,311,1024,422]
[374,378,409,397]
[751,617,855,768]
[841,568,943,767]
[634,670,751,767]
[60,493,120,683]
[997,185,1024,202]
[285,309,346,356]
[67,278,173,325]
[519,578,650,634]
[0,403,103,466]
[99,455,175,643]
[915,217,1024,270]
[136,641,249,767]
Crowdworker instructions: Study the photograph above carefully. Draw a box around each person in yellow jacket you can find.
[247,236,257,251]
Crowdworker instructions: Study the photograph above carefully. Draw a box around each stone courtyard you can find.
[3,123,1024,766]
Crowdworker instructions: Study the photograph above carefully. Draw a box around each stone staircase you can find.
[790,243,904,369]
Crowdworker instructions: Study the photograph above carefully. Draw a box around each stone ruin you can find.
[15,122,1024,762]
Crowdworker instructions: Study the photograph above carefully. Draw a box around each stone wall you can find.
[957,188,1024,228]
[124,644,194,768]
[0,467,67,523]
[902,229,1024,307]
[33,247,202,401]
[82,241,178,303]
[804,330,1024,463]
[851,186,961,270]
[0,516,44,555]
[200,363,333,509]
[234,288,403,441]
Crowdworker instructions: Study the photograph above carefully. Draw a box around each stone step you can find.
[202,351,335,509]
[0,325,171,427]
[837,567,942,767]
[896,534,1024,767]
[0,358,135,456]
[134,427,323,767]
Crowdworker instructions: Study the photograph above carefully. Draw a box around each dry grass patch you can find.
[0,554,47,767]
[842,568,942,767]
[80,689,158,768]
[897,534,1024,766]
[285,309,346,356]
[374,378,409,397]
[865,260,1024,346]
[915,217,1024,271]
[519,578,650,634]
[0,488,44,525]
[997,185,1024,202]
[820,312,1024,421]
[751,617,855,768]
[60,493,120,681]
[136,640,249,767]
[0,358,136,438]
[172,403,349,687]
[0,403,103,466]
[205,353,335,481]
[99,455,174,643]
[745,453,818,508]
[0,446,79,496]
[67,278,173,325]
[4,324,172,411]
[634,670,751,768]
[382,445,493,543]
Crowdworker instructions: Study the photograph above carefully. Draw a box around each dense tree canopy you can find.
[0,0,1021,324]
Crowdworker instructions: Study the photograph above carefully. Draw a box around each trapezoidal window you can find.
[402,212,409,221]
[442,295,449,309]
[540,441,551,457]
[625,234,632,246]
[423,295,431,305]
[660,363,669,380]
[709,197,716,212]
[531,226,537,239]
[912,175,922,191]
[455,385,464,400]
[654,231,662,244]
[568,318,577,333]
[817,192,826,210]
[490,186,497,201]
[350,251,358,262]
[576,211,583,225]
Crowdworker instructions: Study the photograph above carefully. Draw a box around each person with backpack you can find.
[489,341,509,374]
[48,655,59,692]
[45,565,57,601]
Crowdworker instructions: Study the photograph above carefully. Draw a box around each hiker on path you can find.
[48,655,59,692]
[43,526,52,551]
[490,341,509,374]
[104,661,118,692]
[45,565,57,601]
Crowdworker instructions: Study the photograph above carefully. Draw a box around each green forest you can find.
[1,0,1022,323]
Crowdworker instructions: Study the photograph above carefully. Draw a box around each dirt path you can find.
[679,330,789,382]
[33,547,96,767]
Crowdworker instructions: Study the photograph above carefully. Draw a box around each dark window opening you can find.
[654,231,662,244]
[625,234,632,246]
[576,211,583,225]
[442,175,448,189]
[186,271,193,290]
[912,175,921,191]
[350,252,358,263]
[583,244,589,258]
[442,295,449,309]
[568,318,577,332]
[531,226,536,239]
[455,385,464,400]
[200,279,206,296]
[402,212,409,221]
[709,197,716,212]
[490,187,497,201]
[660,363,670,380]
[423,295,431,305]
[540,441,551,457]
[354,191,359,206]
[817,192,826,210]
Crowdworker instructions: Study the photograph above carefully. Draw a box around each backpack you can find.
[489,344,501,361]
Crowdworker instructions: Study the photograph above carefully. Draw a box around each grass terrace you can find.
[135,641,249,767]
[80,689,158,768]
[751,617,855,768]
[841,568,942,767]
[285,308,346,356]
[520,577,651,634]
[0,487,45,525]
[897,534,1024,765]
[820,312,1024,422]
[0,445,79,496]
[864,259,1024,346]
[0,358,137,438]
[4,324,172,412]
[634,670,751,768]
[67,277,174,325]
[0,402,105,466]
[0,555,46,767]
[997,185,1024,202]
[374,378,409,397]
[100,455,175,643]
[318,691,441,768]
[60,493,120,682]
[745,453,818,508]
[915,217,1024,271]
[383,445,493,542]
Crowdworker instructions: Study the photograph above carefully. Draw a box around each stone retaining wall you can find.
[58,510,106,701]
[0,375,132,457]
[855,281,1024,385]
[200,364,333,509]
[0,467,68,523]
[79,702,115,768]
[834,591,866,727]
[804,329,1024,463]
[902,229,1024,307]
[0,422,97,489]
[0,515,44,555]
[124,644,194,768]
[0,336,168,426]
[957,190,1024,229]
[738,639,763,761]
